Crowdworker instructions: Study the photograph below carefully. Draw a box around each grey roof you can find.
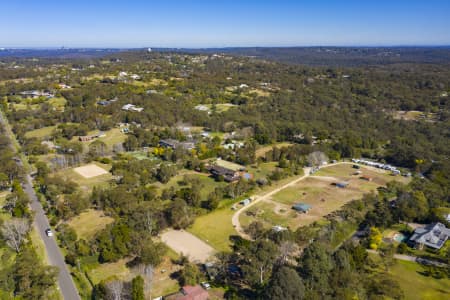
[409,222,450,249]
[292,203,312,212]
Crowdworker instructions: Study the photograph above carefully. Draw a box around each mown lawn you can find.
[390,260,450,300]
[24,126,57,139]
[188,204,237,252]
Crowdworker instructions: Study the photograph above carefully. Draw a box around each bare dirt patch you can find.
[74,164,109,178]
[161,230,215,263]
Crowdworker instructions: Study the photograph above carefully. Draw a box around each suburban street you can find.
[0,111,80,300]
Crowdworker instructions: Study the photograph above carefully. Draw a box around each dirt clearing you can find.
[74,164,109,178]
[161,230,215,263]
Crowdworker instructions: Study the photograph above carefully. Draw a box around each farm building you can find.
[79,135,96,142]
[333,182,349,188]
[409,222,450,250]
[292,203,312,213]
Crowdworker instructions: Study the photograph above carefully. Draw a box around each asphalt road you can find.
[1,111,80,300]
[24,175,81,300]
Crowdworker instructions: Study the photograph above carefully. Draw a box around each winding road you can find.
[1,111,80,300]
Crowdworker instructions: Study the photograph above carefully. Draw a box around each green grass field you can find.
[67,209,114,240]
[188,201,237,252]
[24,126,57,139]
[390,260,450,300]
[87,259,131,285]
[247,162,278,181]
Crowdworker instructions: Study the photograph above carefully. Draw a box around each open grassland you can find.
[67,209,114,241]
[24,126,57,139]
[391,260,450,299]
[79,128,127,151]
[53,162,112,194]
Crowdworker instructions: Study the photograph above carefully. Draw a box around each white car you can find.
[45,228,53,237]
[201,282,211,290]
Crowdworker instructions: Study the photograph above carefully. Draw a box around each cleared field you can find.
[188,204,237,252]
[313,163,410,185]
[95,128,127,149]
[87,259,131,285]
[247,162,278,181]
[215,159,245,171]
[390,260,450,299]
[154,171,227,199]
[255,142,293,158]
[55,162,112,194]
[240,164,408,230]
[161,230,215,263]
[67,209,114,240]
[24,126,57,139]
[74,164,109,178]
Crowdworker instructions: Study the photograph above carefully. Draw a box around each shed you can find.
[292,203,312,213]
[334,182,349,188]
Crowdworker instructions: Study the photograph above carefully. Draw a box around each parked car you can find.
[201,282,211,290]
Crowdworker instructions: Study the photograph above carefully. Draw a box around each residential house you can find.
[122,104,143,112]
[409,222,450,250]
[173,285,209,300]
[209,165,240,182]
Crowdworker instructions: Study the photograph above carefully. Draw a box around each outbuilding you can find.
[292,203,312,213]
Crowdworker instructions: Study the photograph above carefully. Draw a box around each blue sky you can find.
[1,0,450,47]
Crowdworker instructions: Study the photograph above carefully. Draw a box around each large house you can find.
[209,165,240,182]
[159,139,195,150]
[409,222,450,250]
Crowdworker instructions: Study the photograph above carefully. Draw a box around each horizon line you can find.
[2,44,450,50]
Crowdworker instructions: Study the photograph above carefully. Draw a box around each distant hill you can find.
[156,46,450,67]
[2,47,450,67]
[0,48,124,59]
